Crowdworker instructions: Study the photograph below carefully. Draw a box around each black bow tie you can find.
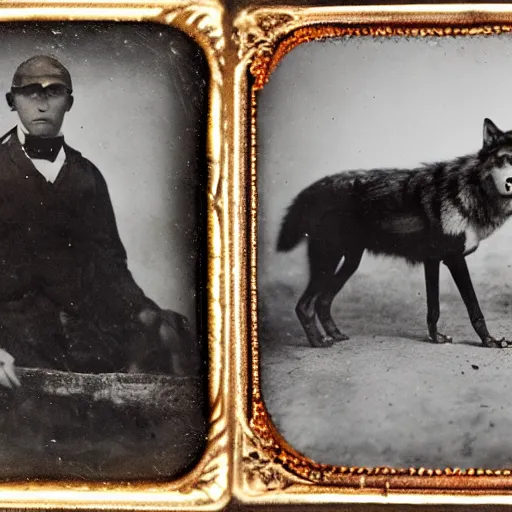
[23,134,64,162]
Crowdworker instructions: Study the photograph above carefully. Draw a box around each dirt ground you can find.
[258,243,512,470]
[0,370,207,481]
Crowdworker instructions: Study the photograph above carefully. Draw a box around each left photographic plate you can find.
[0,2,228,510]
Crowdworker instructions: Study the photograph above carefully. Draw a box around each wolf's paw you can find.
[332,332,350,342]
[483,336,511,348]
[429,332,453,344]
[310,335,334,348]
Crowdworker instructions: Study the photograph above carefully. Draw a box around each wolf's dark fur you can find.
[277,118,512,348]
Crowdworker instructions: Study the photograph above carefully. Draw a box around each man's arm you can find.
[83,164,199,376]
[86,164,159,315]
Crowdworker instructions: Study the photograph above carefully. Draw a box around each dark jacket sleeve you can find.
[85,163,159,319]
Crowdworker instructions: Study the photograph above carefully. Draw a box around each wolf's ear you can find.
[483,118,503,148]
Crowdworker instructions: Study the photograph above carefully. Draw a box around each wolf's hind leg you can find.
[424,259,453,344]
[316,247,364,342]
[296,282,330,347]
[296,236,348,348]
[443,254,510,348]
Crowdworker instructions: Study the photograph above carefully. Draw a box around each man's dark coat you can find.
[0,130,196,374]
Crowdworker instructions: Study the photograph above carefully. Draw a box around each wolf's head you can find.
[481,118,512,196]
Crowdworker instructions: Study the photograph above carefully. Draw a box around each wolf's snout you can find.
[491,167,512,195]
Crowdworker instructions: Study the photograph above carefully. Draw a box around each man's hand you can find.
[0,349,20,390]
[137,307,199,376]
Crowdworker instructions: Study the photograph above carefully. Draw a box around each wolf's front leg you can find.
[443,254,511,348]
[424,259,453,344]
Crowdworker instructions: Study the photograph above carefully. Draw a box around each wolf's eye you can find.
[496,147,512,161]
[496,154,512,167]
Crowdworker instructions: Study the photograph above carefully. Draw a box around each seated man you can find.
[0,55,199,386]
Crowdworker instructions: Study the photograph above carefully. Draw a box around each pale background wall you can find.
[258,34,512,295]
[0,22,207,326]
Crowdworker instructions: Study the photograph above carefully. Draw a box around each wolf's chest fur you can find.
[440,206,500,253]
[369,211,501,262]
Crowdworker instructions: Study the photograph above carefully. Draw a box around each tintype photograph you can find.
[0,21,208,481]
[257,33,512,470]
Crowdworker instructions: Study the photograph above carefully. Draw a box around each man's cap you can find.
[10,55,72,91]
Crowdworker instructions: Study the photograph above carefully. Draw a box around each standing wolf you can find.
[277,118,512,349]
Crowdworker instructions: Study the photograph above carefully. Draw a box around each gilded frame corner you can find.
[231,3,512,508]
[0,1,231,510]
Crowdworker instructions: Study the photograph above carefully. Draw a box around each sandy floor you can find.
[258,248,512,470]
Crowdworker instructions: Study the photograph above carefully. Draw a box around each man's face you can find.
[11,84,72,137]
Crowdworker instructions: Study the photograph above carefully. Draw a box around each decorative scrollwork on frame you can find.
[163,2,229,506]
[240,411,311,496]
[232,9,298,87]
[162,1,226,79]
[179,392,229,503]
[242,448,296,494]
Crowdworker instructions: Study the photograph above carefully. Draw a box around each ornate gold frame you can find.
[0,1,230,510]
[231,3,512,507]
[12,1,512,509]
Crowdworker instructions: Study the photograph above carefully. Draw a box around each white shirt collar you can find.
[17,123,66,184]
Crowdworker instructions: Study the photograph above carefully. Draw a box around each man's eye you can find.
[46,87,61,97]
[19,86,41,98]
[46,86,67,97]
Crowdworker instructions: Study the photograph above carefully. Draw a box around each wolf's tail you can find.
[276,193,308,252]
[276,175,357,252]
[277,180,330,252]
